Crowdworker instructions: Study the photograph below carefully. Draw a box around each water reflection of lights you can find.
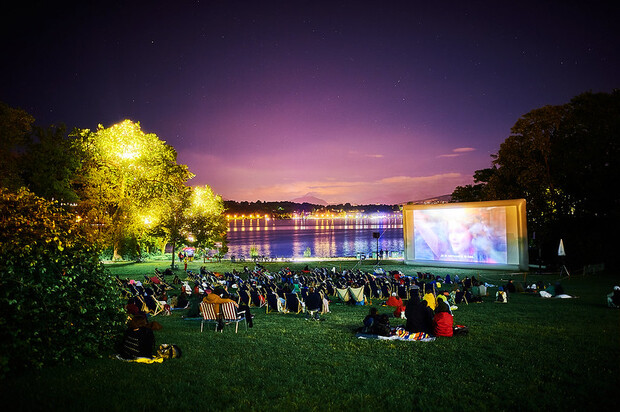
[226,217,404,259]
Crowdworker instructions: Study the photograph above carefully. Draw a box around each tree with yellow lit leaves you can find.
[73,120,193,260]
[147,185,227,268]
[187,185,228,262]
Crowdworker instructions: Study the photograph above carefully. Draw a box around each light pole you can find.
[373,232,380,264]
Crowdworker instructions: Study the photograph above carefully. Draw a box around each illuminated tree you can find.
[73,120,192,259]
[148,186,192,268]
[147,185,227,268]
[186,185,227,262]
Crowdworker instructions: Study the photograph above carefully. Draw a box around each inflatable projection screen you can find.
[403,199,528,271]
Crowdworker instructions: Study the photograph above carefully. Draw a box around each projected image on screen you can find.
[413,207,507,264]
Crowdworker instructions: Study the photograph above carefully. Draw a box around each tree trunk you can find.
[170,239,176,269]
[113,238,122,261]
[135,239,142,262]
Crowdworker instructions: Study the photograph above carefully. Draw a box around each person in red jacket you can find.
[385,292,405,317]
[433,300,454,337]
[385,292,403,307]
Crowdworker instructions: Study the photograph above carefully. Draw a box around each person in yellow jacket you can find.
[202,288,238,314]
[202,288,253,329]
[423,292,437,311]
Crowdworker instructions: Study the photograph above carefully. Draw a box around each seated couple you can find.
[201,287,253,328]
[405,294,460,337]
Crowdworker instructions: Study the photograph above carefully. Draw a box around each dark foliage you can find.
[0,188,126,377]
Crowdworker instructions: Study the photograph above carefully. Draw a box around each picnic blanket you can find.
[356,327,436,342]
[115,355,164,364]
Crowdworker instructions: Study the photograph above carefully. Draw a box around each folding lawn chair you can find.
[238,289,251,306]
[265,292,281,313]
[349,286,365,305]
[220,302,247,333]
[397,285,409,300]
[380,284,391,299]
[336,287,351,303]
[250,290,266,307]
[138,294,165,316]
[199,302,219,332]
[285,293,304,314]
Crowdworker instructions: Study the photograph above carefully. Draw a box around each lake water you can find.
[226,217,404,259]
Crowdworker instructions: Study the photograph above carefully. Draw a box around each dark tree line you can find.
[452,90,619,268]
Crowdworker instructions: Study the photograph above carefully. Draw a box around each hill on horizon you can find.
[289,193,328,206]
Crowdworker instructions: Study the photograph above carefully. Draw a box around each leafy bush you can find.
[0,188,126,377]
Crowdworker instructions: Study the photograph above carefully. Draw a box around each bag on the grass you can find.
[453,325,469,336]
[157,344,182,359]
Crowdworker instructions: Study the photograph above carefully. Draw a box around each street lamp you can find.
[373,232,380,264]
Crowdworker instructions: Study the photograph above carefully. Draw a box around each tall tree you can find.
[187,185,227,261]
[73,120,192,259]
[21,124,80,203]
[452,90,620,265]
[149,186,192,268]
[489,104,570,237]
[0,102,34,190]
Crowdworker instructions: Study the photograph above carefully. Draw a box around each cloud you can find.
[438,147,476,158]
[348,150,384,159]
[177,151,472,204]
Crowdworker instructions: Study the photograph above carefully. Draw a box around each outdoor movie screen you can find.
[414,207,507,264]
[402,199,528,271]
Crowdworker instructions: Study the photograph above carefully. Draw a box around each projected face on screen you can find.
[413,207,508,264]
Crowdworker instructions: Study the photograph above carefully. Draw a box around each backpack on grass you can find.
[453,325,469,336]
[157,344,182,359]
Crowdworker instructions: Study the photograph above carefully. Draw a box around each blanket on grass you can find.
[115,354,164,364]
[356,327,436,342]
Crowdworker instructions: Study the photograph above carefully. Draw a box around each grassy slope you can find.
[3,259,619,411]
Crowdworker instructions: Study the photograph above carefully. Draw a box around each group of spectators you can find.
[365,285,460,337]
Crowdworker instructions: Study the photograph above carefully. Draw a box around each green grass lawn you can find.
[2,259,619,411]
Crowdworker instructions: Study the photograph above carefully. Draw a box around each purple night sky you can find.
[2,1,618,204]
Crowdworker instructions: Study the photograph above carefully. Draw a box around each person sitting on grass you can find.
[175,289,189,309]
[433,300,453,337]
[362,307,379,332]
[125,297,144,317]
[436,294,454,314]
[496,287,508,303]
[607,286,620,308]
[384,290,406,318]
[305,287,323,320]
[360,307,391,336]
[404,292,434,334]
[385,292,403,310]
[423,291,437,310]
[119,315,156,360]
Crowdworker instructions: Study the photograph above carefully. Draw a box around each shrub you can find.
[0,188,126,377]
